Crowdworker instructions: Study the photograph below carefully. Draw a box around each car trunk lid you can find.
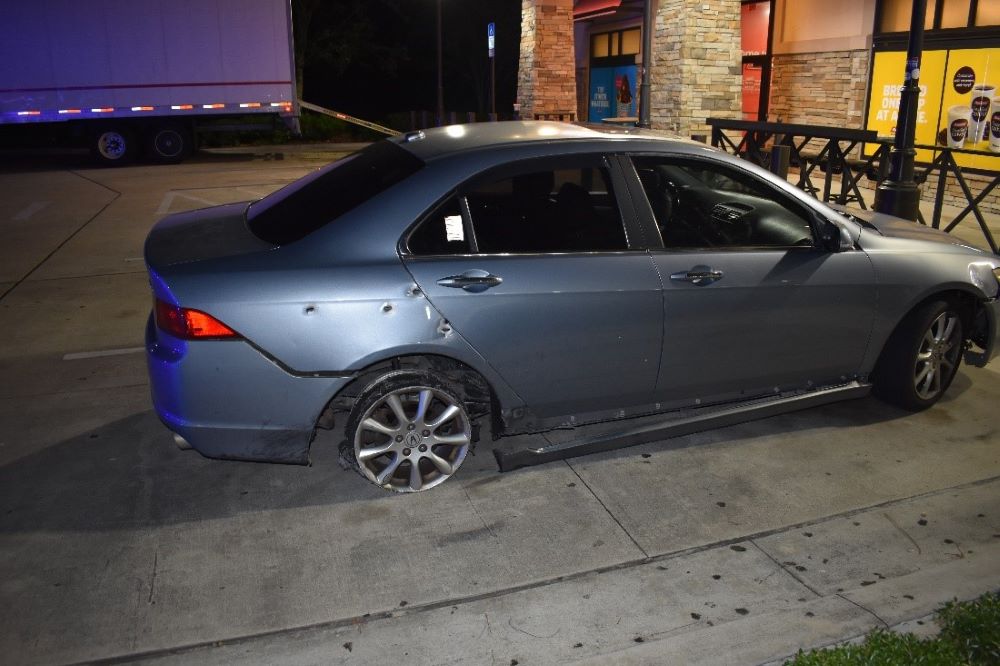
[144,201,275,270]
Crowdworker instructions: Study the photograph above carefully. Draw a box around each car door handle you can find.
[669,268,724,286]
[436,269,503,292]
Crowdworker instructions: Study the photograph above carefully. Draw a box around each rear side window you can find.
[247,141,423,245]
[407,157,628,255]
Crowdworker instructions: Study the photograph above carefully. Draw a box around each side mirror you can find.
[819,218,853,253]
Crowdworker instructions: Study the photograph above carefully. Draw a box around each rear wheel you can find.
[874,300,964,411]
[146,123,191,163]
[345,372,473,492]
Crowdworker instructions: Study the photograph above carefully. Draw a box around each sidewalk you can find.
[133,476,1000,665]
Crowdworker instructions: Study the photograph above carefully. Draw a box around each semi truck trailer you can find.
[0,0,298,164]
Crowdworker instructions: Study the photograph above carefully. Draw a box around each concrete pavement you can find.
[132,480,1000,665]
[0,146,998,665]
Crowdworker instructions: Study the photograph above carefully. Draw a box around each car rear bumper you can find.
[145,315,351,463]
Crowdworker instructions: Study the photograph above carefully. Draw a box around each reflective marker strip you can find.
[17,101,281,116]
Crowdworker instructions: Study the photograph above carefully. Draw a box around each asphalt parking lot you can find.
[1,146,999,665]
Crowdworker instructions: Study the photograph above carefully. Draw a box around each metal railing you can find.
[708,118,999,255]
[707,119,892,209]
[914,144,999,254]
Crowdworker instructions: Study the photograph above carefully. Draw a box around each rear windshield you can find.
[246,140,424,245]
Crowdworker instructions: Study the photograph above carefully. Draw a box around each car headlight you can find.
[973,263,1000,298]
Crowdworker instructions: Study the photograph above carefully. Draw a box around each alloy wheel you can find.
[97,131,128,160]
[354,386,471,492]
[913,311,961,401]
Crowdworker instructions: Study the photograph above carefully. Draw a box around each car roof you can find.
[391,120,701,161]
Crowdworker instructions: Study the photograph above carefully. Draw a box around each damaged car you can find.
[145,121,1000,492]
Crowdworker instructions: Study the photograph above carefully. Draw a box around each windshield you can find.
[247,140,424,245]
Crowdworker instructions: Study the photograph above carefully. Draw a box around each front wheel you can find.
[874,300,964,411]
[344,372,473,492]
[92,126,136,165]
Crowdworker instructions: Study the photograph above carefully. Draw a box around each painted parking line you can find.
[12,201,50,221]
[156,191,217,215]
[62,346,145,361]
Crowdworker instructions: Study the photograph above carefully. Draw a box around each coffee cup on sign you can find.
[947,105,971,148]
[990,111,1000,153]
[970,84,995,144]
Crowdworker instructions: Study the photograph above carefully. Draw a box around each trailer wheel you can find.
[92,127,136,165]
[147,124,191,163]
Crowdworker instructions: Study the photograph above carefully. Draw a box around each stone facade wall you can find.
[649,0,741,137]
[517,0,577,120]
[768,50,870,128]
[920,173,1000,216]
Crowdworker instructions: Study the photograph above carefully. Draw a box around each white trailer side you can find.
[0,0,297,163]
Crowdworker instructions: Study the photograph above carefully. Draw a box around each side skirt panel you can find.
[493,381,872,472]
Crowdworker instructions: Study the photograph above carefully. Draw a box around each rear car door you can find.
[402,154,663,422]
[624,154,877,405]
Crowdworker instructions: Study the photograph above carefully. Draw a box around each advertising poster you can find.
[588,67,615,122]
[865,50,947,162]
[589,64,637,122]
[939,48,1000,169]
[866,47,1000,171]
[615,68,636,117]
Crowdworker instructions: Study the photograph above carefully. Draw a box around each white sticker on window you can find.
[444,215,464,242]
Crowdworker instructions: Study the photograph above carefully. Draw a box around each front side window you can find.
[408,158,629,255]
[632,156,816,249]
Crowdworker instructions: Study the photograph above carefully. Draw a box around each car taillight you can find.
[154,298,240,340]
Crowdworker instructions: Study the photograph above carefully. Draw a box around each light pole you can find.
[436,0,444,126]
[873,0,927,221]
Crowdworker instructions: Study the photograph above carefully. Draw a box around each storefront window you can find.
[880,0,935,31]
[587,28,641,122]
[741,1,769,56]
[742,62,762,120]
[590,28,640,59]
[740,1,771,121]
[978,2,1000,26]
[621,28,641,54]
[940,0,971,28]
[591,33,609,58]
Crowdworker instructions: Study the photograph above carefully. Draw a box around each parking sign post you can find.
[488,22,496,119]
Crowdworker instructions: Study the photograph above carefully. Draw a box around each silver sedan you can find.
[144,122,1000,492]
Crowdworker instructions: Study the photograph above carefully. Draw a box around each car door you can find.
[402,154,663,421]
[624,154,877,405]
